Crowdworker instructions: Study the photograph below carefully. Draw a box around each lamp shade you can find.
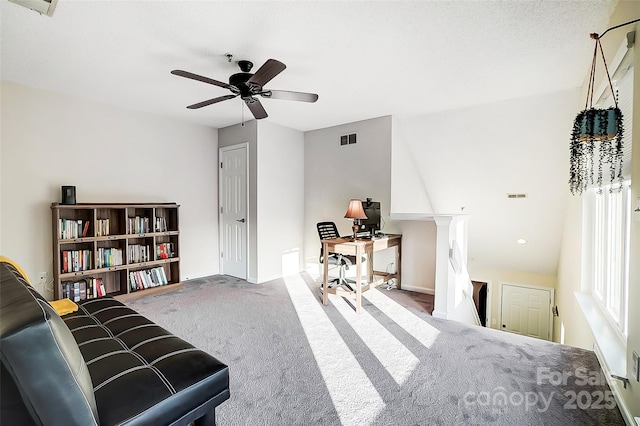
[344,199,368,220]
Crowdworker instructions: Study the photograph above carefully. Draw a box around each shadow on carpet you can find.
[124,273,624,426]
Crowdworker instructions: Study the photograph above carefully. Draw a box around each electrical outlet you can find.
[633,351,639,382]
[38,272,48,283]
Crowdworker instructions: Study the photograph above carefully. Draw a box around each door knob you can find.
[236,218,245,223]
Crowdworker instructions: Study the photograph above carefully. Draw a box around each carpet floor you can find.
[124,273,624,426]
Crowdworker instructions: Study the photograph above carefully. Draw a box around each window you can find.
[587,181,631,336]
[584,40,633,338]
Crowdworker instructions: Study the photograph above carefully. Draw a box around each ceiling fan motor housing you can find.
[229,72,257,98]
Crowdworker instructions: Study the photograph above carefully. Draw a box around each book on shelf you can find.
[155,216,168,232]
[60,249,93,273]
[96,218,110,236]
[128,216,150,234]
[62,278,104,301]
[98,279,106,297]
[128,244,151,264]
[156,242,174,259]
[96,247,123,268]
[128,266,168,292]
[59,218,89,239]
[81,221,90,238]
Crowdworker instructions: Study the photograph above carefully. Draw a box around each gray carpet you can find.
[123,273,624,426]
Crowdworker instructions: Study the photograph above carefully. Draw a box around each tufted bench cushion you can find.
[1,259,230,425]
[0,262,99,426]
[63,297,230,425]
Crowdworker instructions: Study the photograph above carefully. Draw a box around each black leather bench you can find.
[0,260,230,425]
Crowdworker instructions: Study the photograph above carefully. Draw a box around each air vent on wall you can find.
[8,0,57,16]
[507,193,528,199]
[340,133,357,146]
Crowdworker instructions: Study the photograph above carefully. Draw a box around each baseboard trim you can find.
[399,284,435,295]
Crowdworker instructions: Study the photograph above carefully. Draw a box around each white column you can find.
[432,216,454,319]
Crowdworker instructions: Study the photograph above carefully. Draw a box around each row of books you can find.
[96,247,124,268]
[60,247,177,273]
[61,250,92,273]
[59,219,90,239]
[155,216,168,232]
[61,277,106,301]
[156,242,175,259]
[128,216,151,234]
[128,244,151,263]
[129,267,168,292]
[96,219,110,236]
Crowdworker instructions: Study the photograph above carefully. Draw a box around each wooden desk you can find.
[321,234,402,314]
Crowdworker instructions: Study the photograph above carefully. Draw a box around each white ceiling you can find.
[1,1,621,277]
[1,0,616,132]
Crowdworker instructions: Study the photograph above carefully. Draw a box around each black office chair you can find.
[317,222,357,289]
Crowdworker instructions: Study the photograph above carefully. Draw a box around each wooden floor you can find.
[382,287,434,315]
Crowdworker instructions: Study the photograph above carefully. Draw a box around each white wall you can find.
[554,192,593,348]
[304,116,393,260]
[555,1,640,416]
[390,115,434,215]
[218,120,304,283]
[304,116,437,292]
[218,121,259,281]
[0,82,220,297]
[391,90,576,275]
[389,90,580,321]
[256,121,305,281]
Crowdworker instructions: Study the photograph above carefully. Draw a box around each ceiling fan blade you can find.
[261,90,318,103]
[246,59,286,87]
[171,70,234,91]
[244,98,268,119]
[186,94,237,109]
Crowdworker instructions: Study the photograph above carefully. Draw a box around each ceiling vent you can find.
[8,0,57,16]
[340,133,357,146]
[507,193,528,199]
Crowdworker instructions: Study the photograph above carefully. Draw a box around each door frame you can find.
[470,277,493,327]
[218,143,249,278]
[499,281,554,341]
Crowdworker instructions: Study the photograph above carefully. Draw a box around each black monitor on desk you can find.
[356,199,381,238]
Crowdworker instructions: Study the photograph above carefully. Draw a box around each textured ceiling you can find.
[1,0,616,132]
[1,1,622,278]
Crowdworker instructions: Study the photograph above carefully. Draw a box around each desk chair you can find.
[317,222,357,289]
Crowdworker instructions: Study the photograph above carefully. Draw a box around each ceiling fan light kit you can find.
[171,58,318,120]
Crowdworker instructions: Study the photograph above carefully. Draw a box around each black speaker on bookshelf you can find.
[61,186,76,205]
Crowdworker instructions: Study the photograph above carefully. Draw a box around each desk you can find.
[321,234,402,314]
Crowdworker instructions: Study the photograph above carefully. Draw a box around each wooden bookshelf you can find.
[51,203,180,300]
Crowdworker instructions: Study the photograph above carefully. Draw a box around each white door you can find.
[219,145,247,279]
[501,283,552,341]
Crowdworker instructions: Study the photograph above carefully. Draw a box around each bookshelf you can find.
[51,203,180,300]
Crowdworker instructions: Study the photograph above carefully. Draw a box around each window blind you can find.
[596,47,634,180]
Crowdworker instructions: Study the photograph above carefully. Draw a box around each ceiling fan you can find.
[171,58,318,120]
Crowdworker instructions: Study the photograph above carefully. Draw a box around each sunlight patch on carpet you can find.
[329,293,419,386]
[284,275,385,426]
[364,288,441,348]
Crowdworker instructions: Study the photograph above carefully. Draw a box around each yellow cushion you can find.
[0,255,32,285]
[49,298,79,316]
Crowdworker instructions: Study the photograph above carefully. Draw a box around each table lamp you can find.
[344,199,367,241]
